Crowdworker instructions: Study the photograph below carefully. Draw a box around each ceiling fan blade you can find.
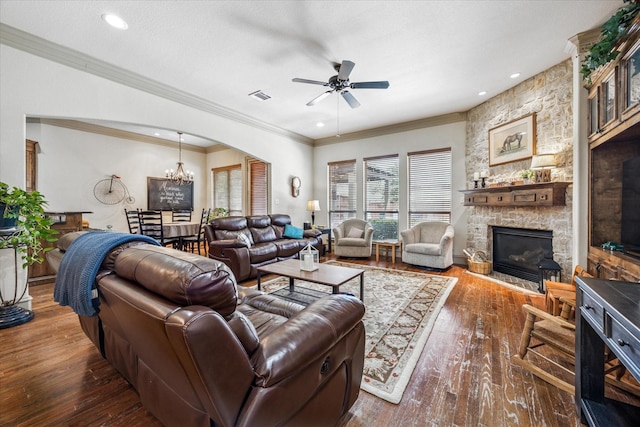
[337,60,355,81]
[350,81,390,89]
[341,90,361,109]
[307,90,333,106]
[292,78,329,86]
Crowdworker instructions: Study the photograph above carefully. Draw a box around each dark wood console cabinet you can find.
[27,212,88,284]
[460,182,571,207]
[576,277,640,426]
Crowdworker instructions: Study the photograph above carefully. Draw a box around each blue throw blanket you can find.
[54,231,160,316]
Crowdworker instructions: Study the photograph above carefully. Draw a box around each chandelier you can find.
[165,132,193,185]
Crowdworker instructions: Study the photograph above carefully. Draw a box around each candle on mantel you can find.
[480,170,488,178]
[473,172,480,181]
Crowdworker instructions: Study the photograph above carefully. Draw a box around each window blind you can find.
[213,164,242,216]
[364,154,399,239]
[328,159,356,229]
[408,148,452,227]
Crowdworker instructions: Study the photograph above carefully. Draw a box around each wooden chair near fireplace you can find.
[512,296,640,397]
[544,265,591,317]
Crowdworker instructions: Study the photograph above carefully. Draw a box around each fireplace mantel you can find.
[460,182,571,207]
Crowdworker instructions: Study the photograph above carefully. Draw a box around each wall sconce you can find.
[530,154,556,182]
[306,200,320,226]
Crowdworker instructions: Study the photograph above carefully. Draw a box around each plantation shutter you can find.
[249,159,268,215]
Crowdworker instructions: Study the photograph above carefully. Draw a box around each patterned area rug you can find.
[260,261,458,404]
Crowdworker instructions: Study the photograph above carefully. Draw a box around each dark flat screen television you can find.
[621,155,640,258]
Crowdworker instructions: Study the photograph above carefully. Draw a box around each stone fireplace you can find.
[465,61,574,280]
[492,226,553,283]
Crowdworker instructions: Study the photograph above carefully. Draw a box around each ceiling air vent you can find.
[248,90,271,101]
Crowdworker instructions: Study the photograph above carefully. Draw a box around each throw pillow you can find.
[347,227,364,238]
[283,224,304,239]
[237,233,252,247]
[303,229,322,237]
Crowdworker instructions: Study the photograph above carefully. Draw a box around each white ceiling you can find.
[0,1,623,146]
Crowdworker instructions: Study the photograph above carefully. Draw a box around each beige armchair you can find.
[401,221,454,269]
[333,218,374,258]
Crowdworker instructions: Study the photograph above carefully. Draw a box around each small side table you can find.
[374,240,402,264]
[317,227,332,253]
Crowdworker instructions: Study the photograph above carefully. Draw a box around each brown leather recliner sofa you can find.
[204,214,324,282]
[48,232,366,427]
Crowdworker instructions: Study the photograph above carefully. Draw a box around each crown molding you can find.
[2,23,313,146]
[30,118,207,153]
[313,112,468,146]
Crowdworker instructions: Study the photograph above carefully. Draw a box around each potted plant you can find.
[581,0,640,84]
[520,169,535,184]
[0,182,57,328]
[208,207,229,222]
[1,182,57,267]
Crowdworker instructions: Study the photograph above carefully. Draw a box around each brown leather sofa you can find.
[204,214,324,282]
[48,232,365,427]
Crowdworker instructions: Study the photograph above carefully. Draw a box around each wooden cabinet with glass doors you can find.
[586,15,640,282]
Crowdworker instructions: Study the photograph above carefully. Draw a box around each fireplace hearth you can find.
[492,226,553,283]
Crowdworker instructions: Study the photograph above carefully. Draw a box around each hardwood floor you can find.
[1,255,637,426]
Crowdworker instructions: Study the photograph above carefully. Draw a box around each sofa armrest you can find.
[251,295,365,387]
[208,240,251,281]
[165,307,255,427]
[364,226,374,243]
[332,227,343,241]
[439,227,454,246]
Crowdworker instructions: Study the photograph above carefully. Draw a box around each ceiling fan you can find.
[292,60,389,109]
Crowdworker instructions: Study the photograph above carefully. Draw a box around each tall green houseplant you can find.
[0,182,57,267]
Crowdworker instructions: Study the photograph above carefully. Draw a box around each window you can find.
[364,154,399,239]
[328,160,356,229]
[213,164,242,216]
[408,148,452,227]
[248,159,268,215]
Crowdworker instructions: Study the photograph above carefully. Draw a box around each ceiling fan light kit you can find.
[293,60,389,109]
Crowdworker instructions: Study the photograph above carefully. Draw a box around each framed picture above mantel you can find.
[488,113,536,166]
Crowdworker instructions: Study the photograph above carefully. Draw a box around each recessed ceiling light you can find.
[102,14,128,30]
[478,91,487,96]
[510,72,521,79]
[316,122,325,128]
[154,132,161,137]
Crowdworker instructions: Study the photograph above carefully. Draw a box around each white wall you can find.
[0,45,313,222]
[25,123,208,232]
[313,122,469,261]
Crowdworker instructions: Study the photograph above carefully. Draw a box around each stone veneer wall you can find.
[465,60,574,278]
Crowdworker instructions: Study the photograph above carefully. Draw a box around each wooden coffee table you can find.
[256,259,365,301]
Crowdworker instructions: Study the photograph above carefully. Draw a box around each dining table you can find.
[163,221,200,250]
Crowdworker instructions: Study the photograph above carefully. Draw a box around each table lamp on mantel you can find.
[530,153,556,183]
[307,200,320,226]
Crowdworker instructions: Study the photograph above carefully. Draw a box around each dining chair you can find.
[124,208,140,234]
[182,208,210,255]
[172,209,192,222]
[138,210,177,247]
